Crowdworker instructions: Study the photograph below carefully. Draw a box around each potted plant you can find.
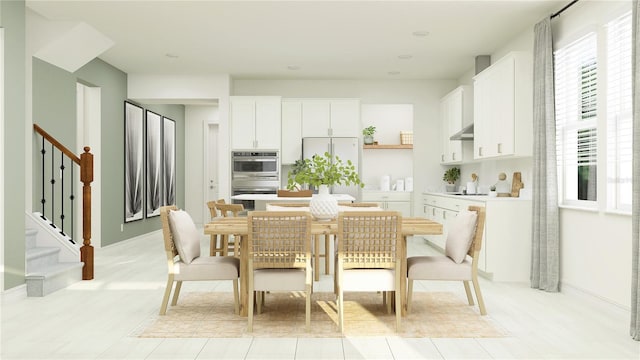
[362,126,376,145]
[443,167,460,192]
[287,152,364,219]
[279,160,313,197]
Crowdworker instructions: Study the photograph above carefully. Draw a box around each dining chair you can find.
[247,211,313,332]
[407,205,487,315]
[159,205,240,315]
[335,211,402,333]
[206,199,226,256]
[215,201,245,257]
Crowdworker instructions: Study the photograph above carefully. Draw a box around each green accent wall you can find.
[32,58,185,248]
[2,0,26,290]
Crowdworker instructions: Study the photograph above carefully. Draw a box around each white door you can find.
[206,123,219,221]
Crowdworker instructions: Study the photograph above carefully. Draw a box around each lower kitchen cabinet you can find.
[422,193,532,282]
[362,191,412,217]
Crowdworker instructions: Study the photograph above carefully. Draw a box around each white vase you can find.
[309,185,338,220]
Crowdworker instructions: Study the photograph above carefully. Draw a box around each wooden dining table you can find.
[204,211,443,317]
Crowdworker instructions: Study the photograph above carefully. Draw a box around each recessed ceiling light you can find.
[398,54,413,60]
[165,53,179,59]
[412,31,429,37]
[287,65,300,70]
[388,71,401,76]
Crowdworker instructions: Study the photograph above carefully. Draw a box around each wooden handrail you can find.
[33,124,81,164]
[33,124,93,280]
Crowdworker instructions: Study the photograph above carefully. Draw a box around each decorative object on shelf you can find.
[489,185,497,197]
[362,126,376,145]
[286,152,364,220]
[495,172,511,197]
[443,167,460,192]
[466,173,478,195]
[400,131,413,145]
[511,172,523,197]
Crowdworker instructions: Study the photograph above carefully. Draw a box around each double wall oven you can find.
[231,151,279,211]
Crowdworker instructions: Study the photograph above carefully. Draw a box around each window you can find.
[555,32,598,206]
[606,12,632,212]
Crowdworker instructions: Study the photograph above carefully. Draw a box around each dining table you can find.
[204,206,443,317]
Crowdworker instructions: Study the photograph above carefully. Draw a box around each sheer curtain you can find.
[531,17,560,292]
[631,0,640,342]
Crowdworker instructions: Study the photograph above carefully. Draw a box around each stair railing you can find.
[33,124,94,280]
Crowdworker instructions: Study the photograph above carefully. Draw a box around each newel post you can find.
[80,147,94,280]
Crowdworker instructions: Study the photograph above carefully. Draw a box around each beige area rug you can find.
[137,292,508,338]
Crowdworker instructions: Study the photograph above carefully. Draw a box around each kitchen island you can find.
[231,193,355,211]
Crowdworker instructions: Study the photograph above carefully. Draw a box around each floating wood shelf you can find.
[363,144,413,149]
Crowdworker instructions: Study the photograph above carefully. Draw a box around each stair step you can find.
[26,228,38,249]
[26,262,84,297]
[26,247,61,271]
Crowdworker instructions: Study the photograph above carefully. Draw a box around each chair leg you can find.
[305,286,311,331]
[338,289,345,334]
[314,235,320,282]
[222,235,229,256]
[324,235,330,275]
[395,270,401,332]
[385,292,392,314]
[171,281,183,306]
[256,291,263,314]
[463,281,475,305]
[472,275,487,315]
[159,276,174,315]
[248,276,254,332]
[209,234,216,256]
[232,279,239,315]
[407,279,413,313]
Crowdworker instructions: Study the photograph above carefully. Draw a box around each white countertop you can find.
[422,191,531,201]
[231,193,356,202]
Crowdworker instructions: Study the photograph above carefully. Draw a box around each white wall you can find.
[233,79,456,216]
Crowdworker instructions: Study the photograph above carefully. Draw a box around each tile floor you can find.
[1,232,639,359]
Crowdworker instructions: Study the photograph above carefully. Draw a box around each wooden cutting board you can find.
[511,172,523,197]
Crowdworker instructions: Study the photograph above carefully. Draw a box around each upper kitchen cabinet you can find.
[473,52,532,160]
[440,86,472,164]
[281,99,303,164]
[301,99,360,138]
[230,96,281,150]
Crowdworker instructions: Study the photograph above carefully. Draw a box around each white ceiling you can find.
[26,0,566,80]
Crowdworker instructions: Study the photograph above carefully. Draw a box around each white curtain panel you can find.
[531,17,560,292]
[631,0,640,342]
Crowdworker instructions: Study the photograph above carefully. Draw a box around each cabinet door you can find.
[329,99,360,137]
[230,98,256,149]
[302,100,330,137]
[440,98,450,164]
[447,90,463,163]
[281,100,302,164]
[386,201,412,217]
[254,98,281,150]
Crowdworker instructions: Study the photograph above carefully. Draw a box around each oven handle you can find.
[233,158,277,162]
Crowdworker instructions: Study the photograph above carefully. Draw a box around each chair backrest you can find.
[467,205,486,257]
[160,205,180,261]
[337,211,402,270]
[216,202,244,217]
[247,211,312,269]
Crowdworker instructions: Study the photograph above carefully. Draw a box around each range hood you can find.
[449,123,474,141]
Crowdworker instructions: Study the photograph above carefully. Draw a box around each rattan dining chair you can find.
[206,200,226,256]
[214,201,244,257]
[407,205,487,315]
[159,206,240,315]
[247,211,313,332]
[335,211,403,333]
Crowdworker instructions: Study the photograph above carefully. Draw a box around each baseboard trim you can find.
[1,284,27,304]
[561,281,631,313]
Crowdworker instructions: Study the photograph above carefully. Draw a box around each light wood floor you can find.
[1,231,638,359]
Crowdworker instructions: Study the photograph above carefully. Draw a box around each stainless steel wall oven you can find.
[231,151,279,211]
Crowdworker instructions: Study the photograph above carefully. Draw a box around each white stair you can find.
[25,228,83,297]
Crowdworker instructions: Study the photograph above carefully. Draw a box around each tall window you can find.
[606,12,632,212]
[555,32,598,205]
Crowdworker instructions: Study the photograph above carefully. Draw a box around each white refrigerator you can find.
[302,137,360,199]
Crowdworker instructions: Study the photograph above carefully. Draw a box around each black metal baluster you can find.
[60,152,66,237]
[40,136,46,220]
[50,144,55,229]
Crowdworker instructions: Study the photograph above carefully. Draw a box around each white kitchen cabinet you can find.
[362,191,412,217]
[440,86,472,164]
[421,193,532,282]
[230,96,281,150]
[281,100,302,164]
[473,52,532,159]
[301,99,360,138]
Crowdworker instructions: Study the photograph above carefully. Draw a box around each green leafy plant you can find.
[362,126,376,137]
[287,152,364,190]
[442,167,460,184]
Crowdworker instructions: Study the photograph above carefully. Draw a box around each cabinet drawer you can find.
[363,191,411,202]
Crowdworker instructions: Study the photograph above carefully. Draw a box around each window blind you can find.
[555,32,598,203]
[606,11,632,212]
